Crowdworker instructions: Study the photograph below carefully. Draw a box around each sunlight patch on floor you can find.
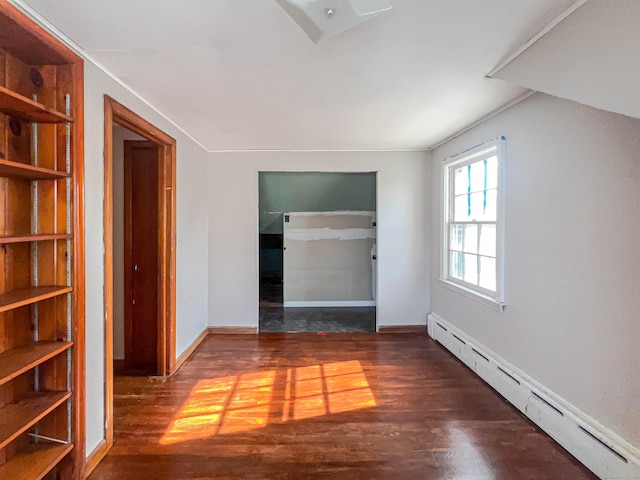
[161,360,376,444]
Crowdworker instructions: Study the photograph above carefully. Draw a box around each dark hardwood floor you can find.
[89,334,597,480]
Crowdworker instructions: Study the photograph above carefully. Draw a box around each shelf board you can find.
[0,233,72,244]
[0,391,71,449]
[0,86,73,123]
[0,159,70,180]
[0,342,73,386]
[0,286,73,313]
[0,443,73,480]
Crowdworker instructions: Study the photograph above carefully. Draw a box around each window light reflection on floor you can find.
[161,360,376,445]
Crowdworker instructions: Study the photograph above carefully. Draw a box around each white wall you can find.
[83,61,209,455]
[112,125,144,360]
[207,151,430,328]
[284,212,376,303]
[430,93,640,448]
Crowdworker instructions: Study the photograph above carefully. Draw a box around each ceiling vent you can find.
[275,0,392,43]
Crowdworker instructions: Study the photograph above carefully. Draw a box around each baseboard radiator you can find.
[427,313,640,480]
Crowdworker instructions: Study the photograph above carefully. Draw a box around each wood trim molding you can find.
[208,327,259,335]
[72,60,87,480]
[378,326,427,334]
[0,1,82,64]
[174,329,209,373]
[84,439,108,479]
[102,95,115,451]
[102,95,177,468]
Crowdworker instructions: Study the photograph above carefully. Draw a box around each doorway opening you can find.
[102,96,177,456]
[258,172,377,333]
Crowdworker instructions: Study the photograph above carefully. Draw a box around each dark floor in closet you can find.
[259,306,376,333]
[259,276,375,332]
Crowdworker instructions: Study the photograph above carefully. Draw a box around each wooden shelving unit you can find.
[0,286,73,313]
[0,342,73,386]
[0,444,74,480]
[0,158,70,180]
[0,3,84,479]
[0,85,73,123]
[0,391,72,449]
[0,233,73,244]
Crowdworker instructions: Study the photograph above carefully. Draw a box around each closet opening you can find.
[258,171,377,333]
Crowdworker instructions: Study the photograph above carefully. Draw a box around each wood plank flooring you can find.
[89,334,598,480]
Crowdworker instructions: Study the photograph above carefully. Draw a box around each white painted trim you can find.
[208,148,430,153]
[284,301,376,307]
[440,138,506,306]
[285,227,375,241]
[9,0,210,153]
[485,0,589,79]
[438,279,505,312]
[287,211,375,217]
[427,313,640,480]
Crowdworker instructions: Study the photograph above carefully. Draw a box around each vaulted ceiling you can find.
[490,0,640,122]
[20,0,579,151]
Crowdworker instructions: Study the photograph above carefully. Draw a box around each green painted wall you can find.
[259,172,377,234]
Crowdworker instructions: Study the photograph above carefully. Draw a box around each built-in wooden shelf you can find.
[0,85,73,123]
[0,286,73,313]
[0,4,82,477]
[0,158,70,180]
[0,342,73,386]
[0,391,71,449]
[0,233,72,244]
[0,443,73,480]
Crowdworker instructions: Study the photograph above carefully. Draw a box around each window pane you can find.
[462,224,477,254]
[450,224,478,254]
[450,224,463,251]
[478,224,496,257]
[473,189,497,222]
[479,256,496,291]
[485,155,498,190]
[463,254,478,285]
[469,160,486,193]
[469,192,484,220]
[455,192,495,221]
[486,189,497,221]
[450,251,464,280]
[453,166,468,195]
[453,194,470,221]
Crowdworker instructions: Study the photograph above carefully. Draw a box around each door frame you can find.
[103,95,177,450]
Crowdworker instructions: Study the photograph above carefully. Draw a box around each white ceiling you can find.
[21,0,576,151]
[491,0,640,121]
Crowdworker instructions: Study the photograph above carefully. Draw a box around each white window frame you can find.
[440,137,506,311]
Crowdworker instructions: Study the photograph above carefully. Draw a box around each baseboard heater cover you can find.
[427,313,640,480]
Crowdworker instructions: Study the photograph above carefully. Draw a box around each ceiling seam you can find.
[206,148,430,153]
[485,0,588,79]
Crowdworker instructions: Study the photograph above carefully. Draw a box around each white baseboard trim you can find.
[427,313,640,480]
[283,300,376,307]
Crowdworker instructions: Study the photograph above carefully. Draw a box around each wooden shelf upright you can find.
[0,3,85,479]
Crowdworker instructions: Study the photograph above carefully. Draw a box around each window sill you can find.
[438,279,506,312]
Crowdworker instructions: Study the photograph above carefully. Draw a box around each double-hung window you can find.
[441,137,505,309]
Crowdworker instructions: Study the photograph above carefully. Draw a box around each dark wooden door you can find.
[124,140,159,374]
